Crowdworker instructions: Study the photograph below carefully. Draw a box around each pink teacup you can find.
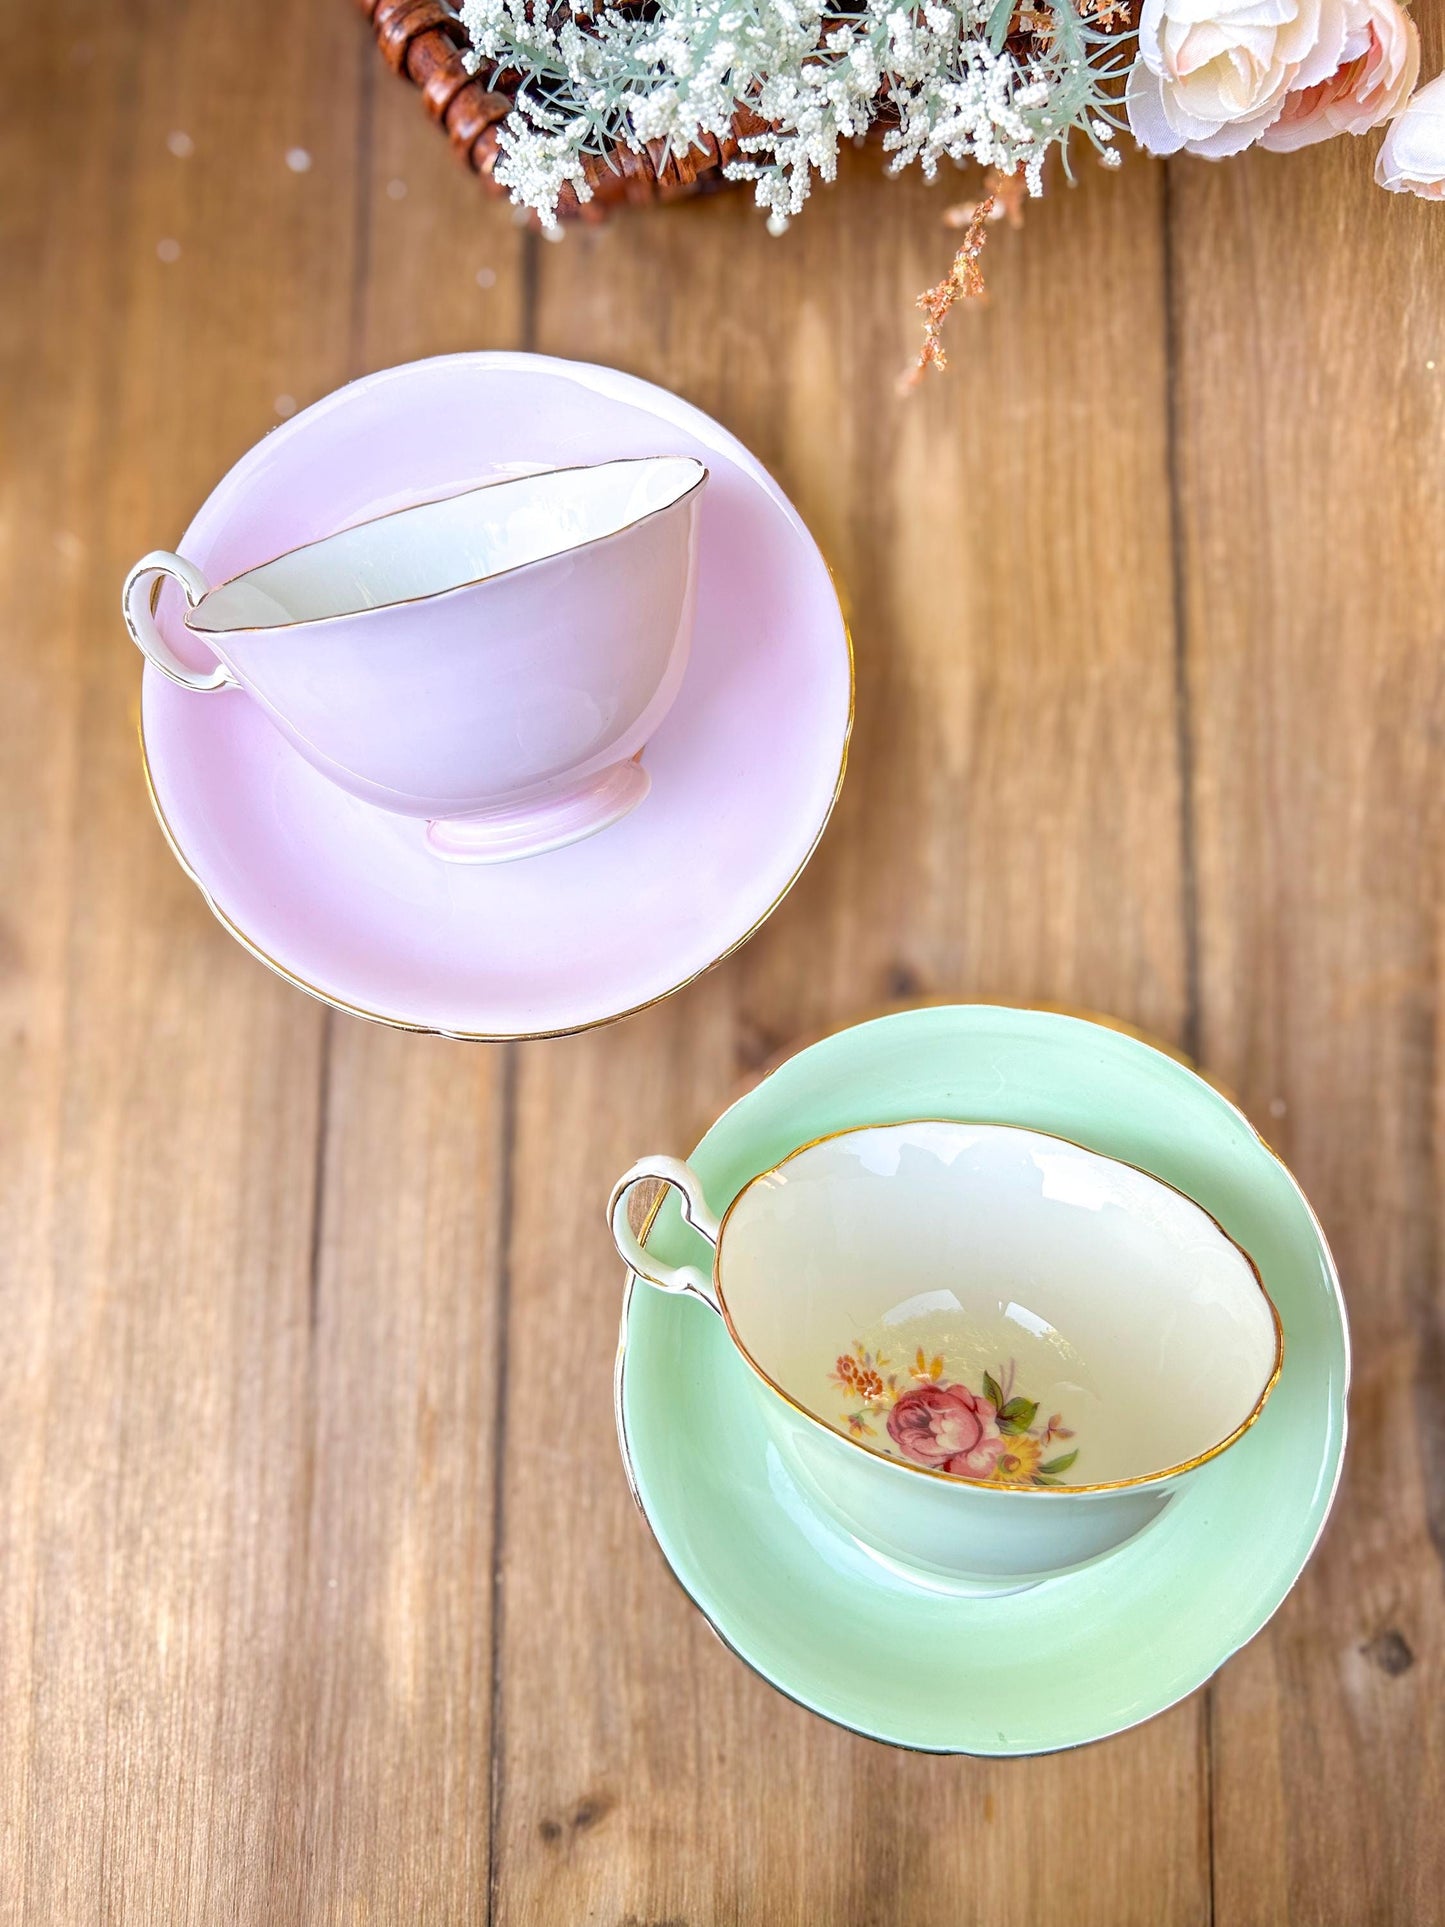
[122,456,707,863]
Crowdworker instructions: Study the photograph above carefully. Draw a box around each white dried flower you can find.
[457,0,1129,227]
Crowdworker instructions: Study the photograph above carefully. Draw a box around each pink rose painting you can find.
[887,1382,1005,1477]
[828,1347,1079,1487]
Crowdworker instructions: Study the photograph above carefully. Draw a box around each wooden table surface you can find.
[4,3,1444,1921]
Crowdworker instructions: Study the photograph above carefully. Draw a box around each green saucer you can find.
[615,1005,1349,1755]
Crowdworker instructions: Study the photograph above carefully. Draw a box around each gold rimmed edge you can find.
[629,1115,1286,1498]
[136,588,853,1043]
[184,456,710,636]
[726,997,1247,1116]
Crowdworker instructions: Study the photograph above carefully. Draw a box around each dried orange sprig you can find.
[955,167,1028,231]
[1079,0,1134,30]
[900,192,995,390]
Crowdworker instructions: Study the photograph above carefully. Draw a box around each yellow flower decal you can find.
[992,1434,1043,1484]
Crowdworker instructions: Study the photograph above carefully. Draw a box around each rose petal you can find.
[1375,67,1445,195]
[1293,0,1350,87]
[1128,57,1192,151]
[1262,0,1419,148]
[1186,95,1291,152]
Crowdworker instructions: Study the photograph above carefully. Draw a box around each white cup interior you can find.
[189,456,706,634]
[718,1122,1280,1489]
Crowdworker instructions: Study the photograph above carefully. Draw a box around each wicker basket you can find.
[353,0,763,220]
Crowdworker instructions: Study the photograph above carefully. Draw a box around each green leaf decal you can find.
[981,1371,1004,1410]
[1000,1397,1038,1432]
[1037,1450,1078,1476]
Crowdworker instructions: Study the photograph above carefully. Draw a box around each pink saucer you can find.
[140,355,852,1038]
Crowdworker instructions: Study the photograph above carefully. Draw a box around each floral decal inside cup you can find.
[831,1346,1078,1487]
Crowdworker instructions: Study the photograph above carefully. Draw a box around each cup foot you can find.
[425,759,650,865]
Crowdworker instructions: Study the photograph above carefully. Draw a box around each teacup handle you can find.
[608,1156,722,1312]
[122,550,237,692]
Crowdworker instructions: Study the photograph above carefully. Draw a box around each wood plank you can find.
[267,49,532,1923]
[286,1026,506,1921]
[1167,114,1445,1925]
[491,148,1207,1926]
[356,40,530,366]
[0,0,361,1918]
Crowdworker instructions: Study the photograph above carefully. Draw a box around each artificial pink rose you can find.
[1127,0,1352,159]
[887,1381,999,1470]
[1261,0,1419,149]
[1376,69,1445,198]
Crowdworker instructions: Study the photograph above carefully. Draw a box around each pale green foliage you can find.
[457,1,1129,228]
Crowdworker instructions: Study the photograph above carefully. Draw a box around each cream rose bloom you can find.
[1375,69,1445,198]
[1127,0,1352,158]
[1261,0,1419,149]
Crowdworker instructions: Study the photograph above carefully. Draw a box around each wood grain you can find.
[490,150,1208,1927]
[0,1,352,1917]
[271,56,528,1922]
[1167,112,1445,1927]
[1,0,1442,1920]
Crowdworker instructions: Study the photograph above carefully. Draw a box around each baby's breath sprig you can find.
[457,0,1134,231]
